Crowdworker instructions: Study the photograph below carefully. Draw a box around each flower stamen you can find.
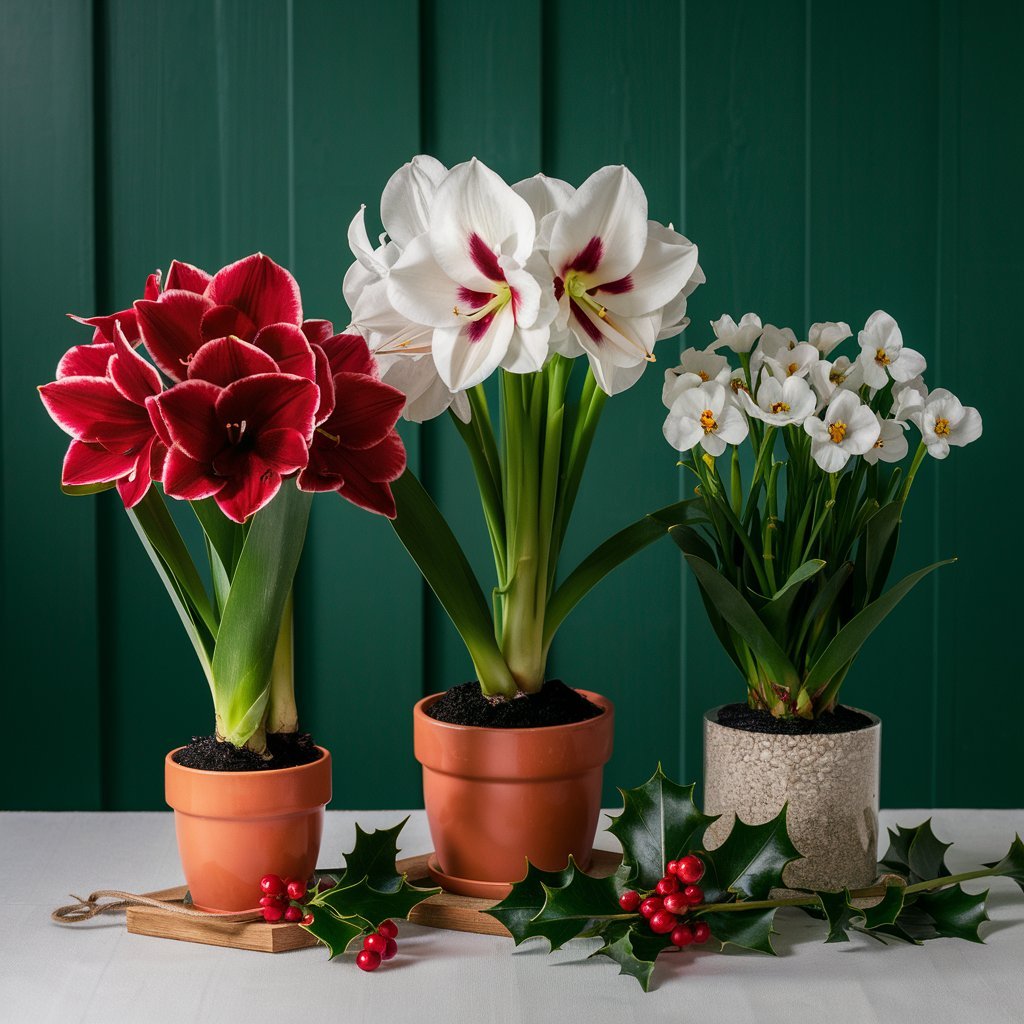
[874,348,890,366]
[827,420,847,444]
[770,401,791,414]
[934,417,951,437]
[699,409,718,434]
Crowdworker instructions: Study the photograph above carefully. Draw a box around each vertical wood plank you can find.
[0,0,103,809]
[683,0,807,789]
[806,1,940,806]
[935,0,1022,806]
[544,0,685,799]
[292,0,426,810]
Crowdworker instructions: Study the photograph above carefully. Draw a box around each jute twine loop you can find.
[51,890,262,925]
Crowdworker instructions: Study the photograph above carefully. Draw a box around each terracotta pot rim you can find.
[165,744,330,778]
[703,704,881,731]
[413,688,612,734]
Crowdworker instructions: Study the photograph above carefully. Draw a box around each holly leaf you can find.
[531,858,622,947]
[301,909,367,959]
[816,888,857,943]
[879,820,951,883]
[591,923,671,992]
[859,884,906,929]
[910,885,990,943]
[983,834,1024,893]
[337,818,408,893]
[607,764,719,889]
[701,807,802,901]
[316,876,438,929]
[483,862,578,948]
[701,907,778,954]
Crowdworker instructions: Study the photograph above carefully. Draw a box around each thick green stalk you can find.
[266,590,297,734]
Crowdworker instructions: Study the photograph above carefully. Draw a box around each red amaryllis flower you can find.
[297,333,407,518]
[155,372,319,523]
[38,323,166,507]
[68,271,161,346]
[134,253,306,381]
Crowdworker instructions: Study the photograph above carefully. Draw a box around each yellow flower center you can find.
[934,417,951,437]
[770,401,790,414]
[829,369,847,384]
[873,436,885,449]
[699,409,718,434]
[787,362,799,375]
[874,347,890,366]
[730,378,749,394]
[697,370,711,382]
[828,420,847,444]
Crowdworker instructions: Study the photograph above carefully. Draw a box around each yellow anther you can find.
[828,420,848,444]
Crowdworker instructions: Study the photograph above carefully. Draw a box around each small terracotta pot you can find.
[703,706,880,890]
[413,690,614,897]
[165,747,332,912]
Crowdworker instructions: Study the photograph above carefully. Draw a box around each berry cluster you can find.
[617,854,712,948]
[355,920,400,972]
[259,873,314,925]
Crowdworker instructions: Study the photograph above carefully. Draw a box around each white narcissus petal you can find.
[380,154,448,249]
[677,348,730,383]
[548,165,648,282]
[890,345,927,382]
[858,347,890,390]
[808,321,852,356]
[433,304,516,391]
[662,368,702,409]
[843,403,882,454]
[864,416,909,465]
[387,234,462,329]
[663,406,703,452]
[715,403,750,445]
[861,309,902,351]
[512,174,575,221]
[598,221,699,318]
[429,159,536,289]
[711,312,763,354]
[811,437,851,473]
[951,406,983,447]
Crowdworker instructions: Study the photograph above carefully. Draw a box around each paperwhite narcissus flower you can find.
[763,341,820,381]
[740,373,816,427]
[711,313,763,354]
[891,375,928,421]
[546,165,700,396]
[807,321,852,356]
[809,355,864,405]
[387,158,557,391]
[857,310,927,389]
[911,388,983,459]
[663,381,749,456]
[750,324,798,378]
[863,413,909,465]
[677,348,731,384]
[804,390,880,472]
[662,368,702,409]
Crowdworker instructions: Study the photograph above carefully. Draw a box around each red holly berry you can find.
[259,873,286,897]
[676,855,705,884]
[618,890,641,912]
[692,921,711,944]
[655,874,680,896]
[379,919,399,940]
[286,879,307,901]
[356,949,381,972]
[666,860,680,876]
[283,905,303,923]
[649,909,678,934]
[301,912,315,926]
[639,897,663,919]
[262,904,284,923]
[662,891,687,915]
[683,885,704,906]
[363,932,388,955]
[259,895,285,909]
[382,937,398,961]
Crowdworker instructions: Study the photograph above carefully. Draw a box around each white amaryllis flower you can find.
[910,388,983,459]
[809,355,864,405]
[857,310,926,389]
[710,313,763,354]
[863,413,909,465]
[807,321,852,356]
[663,381,748,456]
[804,390,881,472]
[546,165,700,396]
[386,158,557,391]
[740,373,816,427]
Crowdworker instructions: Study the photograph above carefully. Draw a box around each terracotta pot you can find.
[413,690,614,898]
[703,706,881,890]
[164,747,332,912]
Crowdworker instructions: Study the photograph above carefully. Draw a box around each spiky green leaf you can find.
[337,819,408,894]
[316,876,438,929]
[483,862,577,948]
[701,808,802,901]
[301,910,367,959]
[591,924,671,992]
[879,820,952,884]
[983,834,1024,893]
[701,907,778,954]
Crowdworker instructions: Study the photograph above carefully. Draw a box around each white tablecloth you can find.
[1,809,1021,1023]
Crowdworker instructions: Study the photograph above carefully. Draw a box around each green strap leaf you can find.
[804,559,955,695]
[606,765,719,890]
[543,499,704,647]
[861,500,902,602]
[681,553,800,691]
[759,559,826,635]
[61,480,116,496]
[701,807,803,901]
[210,484,312,746]
[483,862,578,948]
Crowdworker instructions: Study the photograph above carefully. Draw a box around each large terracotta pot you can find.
[413,690,614,898]
[703,706,880,890]
[164,747,332,912]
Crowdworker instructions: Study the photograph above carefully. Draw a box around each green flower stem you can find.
[266,589,298,734]
[900,441,929,504]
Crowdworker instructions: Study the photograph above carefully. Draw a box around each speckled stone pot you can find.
[703,705,881,890]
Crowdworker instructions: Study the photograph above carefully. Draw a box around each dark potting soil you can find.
[715,702,874,736]
[172,732,322,771]
[426,680,604,729]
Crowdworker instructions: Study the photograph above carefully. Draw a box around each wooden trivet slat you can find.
[125,849,623,951]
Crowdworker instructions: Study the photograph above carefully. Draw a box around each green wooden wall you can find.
[1,0,1018,811]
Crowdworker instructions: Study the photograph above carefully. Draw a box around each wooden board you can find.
[125,850,624,950]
